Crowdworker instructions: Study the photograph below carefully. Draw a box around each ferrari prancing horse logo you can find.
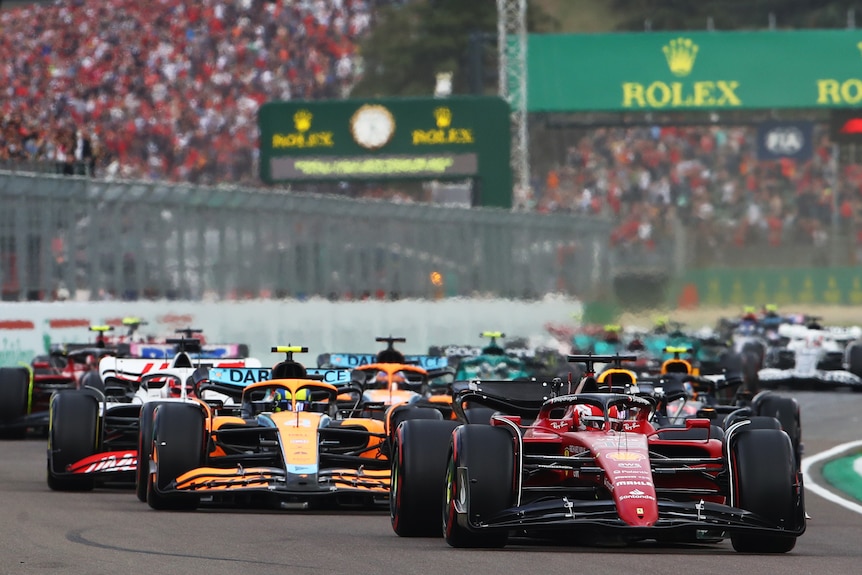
[605,451,646,462]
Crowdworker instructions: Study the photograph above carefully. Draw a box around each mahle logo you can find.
[662,37,699,77]
[272,109,334,149]
[622,37,741,109]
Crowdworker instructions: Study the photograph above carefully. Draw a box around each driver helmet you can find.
[683,379,696,399]
[270,388,290,412]
[763,303,779,318]
[375,370,407,389]
[493,362,511,378]
[573,404,616,431]
[607,405,627,431]
[627,338,645,352]
[738,322,757,336]
[269,387,310,412]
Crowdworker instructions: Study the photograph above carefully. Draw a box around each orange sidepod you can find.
[336,417,386,461]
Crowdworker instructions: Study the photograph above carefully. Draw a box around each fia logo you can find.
[764,126,805,154]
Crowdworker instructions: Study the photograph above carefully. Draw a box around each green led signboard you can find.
[526,30,862,112]
[258,96,513,209]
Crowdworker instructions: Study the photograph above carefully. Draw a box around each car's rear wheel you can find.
[754,394,801,469]
[463,406,498,424]
[147,402,205,511]
[741,347,762,393]
[0,367,30,439]
[79,370,105,394]
[386,405,444,451]
[390,419,460,536]
[47,391,99,491]
[729,428,799,553]
[443,424,513,548]
[846,342,862,378]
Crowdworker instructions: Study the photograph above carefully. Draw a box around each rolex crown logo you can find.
[293,110,313,132]
[434,107,452,129]
[662,37,699,77]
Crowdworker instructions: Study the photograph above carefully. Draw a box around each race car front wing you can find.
[758,367,862,389]
[451,468,806,541]
[165,465,390,497]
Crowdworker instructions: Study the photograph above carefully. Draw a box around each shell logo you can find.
[605,451,645,462]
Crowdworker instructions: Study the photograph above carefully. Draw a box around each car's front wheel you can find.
[390,418,460,537]
[146,402,205,511]
[443,424,513,548]
[729,427,800,553]
[47,391,99,491]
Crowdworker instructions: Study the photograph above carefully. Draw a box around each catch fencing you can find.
[0,171,630,303]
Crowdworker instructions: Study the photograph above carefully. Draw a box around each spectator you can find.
[0,0,381,182]
[537,123,858,252]
[1,0,861,257]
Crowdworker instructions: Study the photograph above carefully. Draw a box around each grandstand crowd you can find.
[1,0,383,182]
[535,124,862,255]
[2,0,861,255]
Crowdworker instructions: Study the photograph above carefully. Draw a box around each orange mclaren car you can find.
[141,346,447,511]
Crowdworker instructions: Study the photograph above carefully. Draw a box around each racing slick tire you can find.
[846,342,862,380]
[753,395,802,469]
[388,405,444,440]
[718,351,743,377]
[729,428,799,553]
[741,341,765,365]
[136,401,168,502]
[390,419,460,537]
[0,367,30,439]
[79,370,105,394]
[147,402,205,511]
[384,405,446,458]
[741,349,761,393]
[47,391,99,491]
[444,424,514,548]
[462,406,498,424]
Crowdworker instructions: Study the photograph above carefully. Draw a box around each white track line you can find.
[801,440,862,515]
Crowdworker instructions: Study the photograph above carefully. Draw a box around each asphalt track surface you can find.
[2,390,861,575]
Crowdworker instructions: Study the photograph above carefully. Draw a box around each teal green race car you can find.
[451,332,532,381]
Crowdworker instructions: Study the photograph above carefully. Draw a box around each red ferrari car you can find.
[0,326,119,438]
[390,355,805,553]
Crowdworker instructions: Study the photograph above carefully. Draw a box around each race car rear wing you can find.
[450,379,557,421]
[204,367,352,399]
[318,352,449,370]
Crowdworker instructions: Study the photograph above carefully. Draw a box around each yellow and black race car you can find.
[141,346,443,511]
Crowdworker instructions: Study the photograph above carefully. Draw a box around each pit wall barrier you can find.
[669,267,862,309]
[0,297,581,367]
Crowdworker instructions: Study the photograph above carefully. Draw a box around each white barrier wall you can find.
[0,297,581,366]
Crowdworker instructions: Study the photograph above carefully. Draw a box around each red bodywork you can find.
[505,395,723,527]
[30,350,108,415]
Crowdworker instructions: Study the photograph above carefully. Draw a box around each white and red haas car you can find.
[46,337,259,492]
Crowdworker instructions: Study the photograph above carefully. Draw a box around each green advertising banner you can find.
[672,267,862,308]
[258,96,512,208]
[528,30,862,112]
